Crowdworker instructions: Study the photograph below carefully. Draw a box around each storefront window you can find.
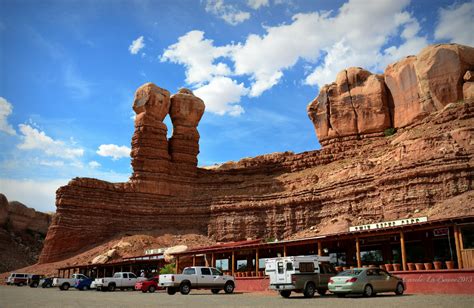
[461,224,474,249]
[360,250,383,263]
[216,259,229,271]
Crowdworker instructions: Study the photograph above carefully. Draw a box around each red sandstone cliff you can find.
[0,194,52,272]
[39,43,474,264]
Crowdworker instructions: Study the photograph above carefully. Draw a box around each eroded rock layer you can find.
[40,43,474,263]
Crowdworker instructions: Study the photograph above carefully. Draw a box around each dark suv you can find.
[29,275,45,288]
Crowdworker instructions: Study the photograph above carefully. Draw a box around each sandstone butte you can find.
[39,43,474,264]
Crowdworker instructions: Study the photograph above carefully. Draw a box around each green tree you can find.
[160,263,176,274]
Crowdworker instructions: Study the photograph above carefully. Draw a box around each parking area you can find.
[1,286,473,308]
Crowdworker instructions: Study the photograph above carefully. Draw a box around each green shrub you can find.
[160,263,176,274]
[384,127,396,137]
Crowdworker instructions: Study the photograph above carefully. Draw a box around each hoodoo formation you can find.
[40,43,474,264]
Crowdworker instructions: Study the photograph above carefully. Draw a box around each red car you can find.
[135,276,163,293]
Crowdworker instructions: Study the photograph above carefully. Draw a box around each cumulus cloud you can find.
[247,0,269,10]
[205,0,251,25]
[161,31,233,85]
[164,0,428,115]
[435,2,474,46]
[17,124,84,160]
[129,35,145,54]
[96,144,131,160]
[194,77,248,116]
[0,97,16,135]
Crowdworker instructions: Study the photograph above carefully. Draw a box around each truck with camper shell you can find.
[159,266,235,295]
[265,255,337,298]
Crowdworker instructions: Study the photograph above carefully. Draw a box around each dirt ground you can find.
[1,285,473,308]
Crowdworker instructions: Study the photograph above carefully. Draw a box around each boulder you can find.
[464,82,474,100]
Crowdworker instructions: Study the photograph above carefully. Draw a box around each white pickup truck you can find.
[94,272,146,291]
[159,266,235,295]
[53,274,89,290]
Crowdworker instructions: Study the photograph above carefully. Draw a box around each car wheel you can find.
[46,283,52,288]
[224,281,235,294]
[61,283,70,291]
[167,287,177,295]
[303,282,316,298]
[180,282,191,295]
[363,284,373,297]
[395,283,404,295]
[108,284,116,292]
[148,286,156,293]
[211,289,220,294]
[279,290,291,298]
[317,288,327,296]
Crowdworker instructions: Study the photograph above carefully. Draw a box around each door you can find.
[127,273,138,287]
[199,268,214,288]
[211,268,227,287]
[375,269,395,291]
[366,269,389,292]
[318,263,336,287]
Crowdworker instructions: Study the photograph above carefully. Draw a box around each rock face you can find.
[39,43,474,264]
[0,194,52,272]
[308,68,391,144]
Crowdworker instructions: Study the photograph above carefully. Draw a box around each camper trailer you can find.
[265,255,336,298]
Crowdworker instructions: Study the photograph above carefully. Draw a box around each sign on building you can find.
[349,217,428,232]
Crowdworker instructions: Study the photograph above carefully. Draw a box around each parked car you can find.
[53,274,90,290]
[40,277,54,288]
[28,275,45,288]
[6,273,31,286]
[135,276,163,293]
[265,255,335,298]
[159,266,235,295]
[74,276,94,291]
[94,272,146,291]
[328,268,405,297]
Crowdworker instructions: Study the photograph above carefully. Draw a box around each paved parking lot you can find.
[1,286,473,308]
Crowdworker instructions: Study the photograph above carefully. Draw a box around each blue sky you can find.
[1,0,473,212]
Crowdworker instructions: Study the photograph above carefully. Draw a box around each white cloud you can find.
[0,97,16,135]
[247,0,269,10]
[129,35,145,54]
[435,2,474,46]
[17,124,84,160]
[0,178,69,212]
[194,77,248,116]
[205,0,251,25]
[164,0,428,114]
[161,30,233,85]
[96,144,131,160]
[88,160,101,168]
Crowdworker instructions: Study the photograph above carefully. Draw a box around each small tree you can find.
[384,127,397,137]
[160,263,176,274]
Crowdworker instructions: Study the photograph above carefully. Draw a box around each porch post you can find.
[192,255,196,266]
[454,225,463,269]
[255,249,259,275]
[400,231,407,271]
[231,250,235,276]
[103,267,106,278]
[67,269,70,278]
[317,241,322,256]
[356,237,362,268]
[57,269,60,278]
[176,256,180,274]
[283,245,287,257]
[205,254,209,267]
[211,253,215,267]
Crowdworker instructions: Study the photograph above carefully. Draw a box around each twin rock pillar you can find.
[129,83,205,195]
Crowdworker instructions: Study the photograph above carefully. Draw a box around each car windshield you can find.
[337,269,363,276]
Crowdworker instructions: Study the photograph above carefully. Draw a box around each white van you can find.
[265,255,336,298]
[6,273,31,286]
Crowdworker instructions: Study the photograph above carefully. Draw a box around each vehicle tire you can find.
[303,282,316,298]
[31,282,38,288]
[167,287,177,295]
[279,290,291,298]
[336,293,346,298]
[395,283,404,295]
[108,283,116,292]
[224,281,235,294]
[148,285,156,293]
[46,283,52,288]
[180,282,191,295]
[317,288,327,296]
[363,284,373,297]
[211,289,220,294]
[61,283,70,291]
